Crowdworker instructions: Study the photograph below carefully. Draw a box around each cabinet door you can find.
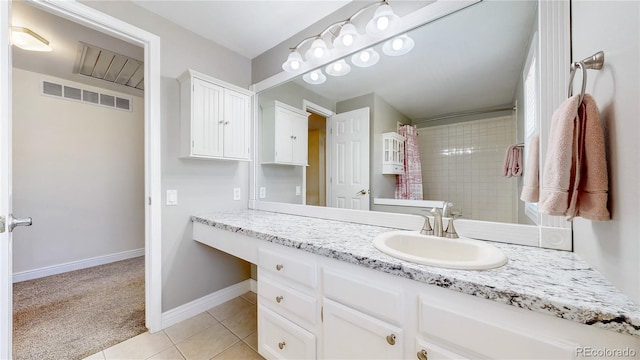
[191,78,223,157]
[223,89,250,159]
[274,107,293,163]
[323,298,403,359]
[291,112,308,165]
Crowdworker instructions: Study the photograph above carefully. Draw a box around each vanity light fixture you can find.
[305,38,331,63]
[11,26,52,52]
[351,48,380,68]
[382,34,414,56]
[365,3,398,37]
[303,69,327,85]
[333,22,358,49]
[282,50,304,72]
[325,59,351,77]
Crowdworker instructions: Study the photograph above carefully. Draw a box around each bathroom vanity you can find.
[192,210,640,359]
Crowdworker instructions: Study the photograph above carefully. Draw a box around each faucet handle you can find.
[444,210,462,239]
[417,213,433,235]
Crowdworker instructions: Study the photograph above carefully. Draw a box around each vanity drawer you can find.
[418,296,577,359]
[415,338,471,360]
[259,248,317,288]
[323,268,403,326]
[259,274,317,325]
[258,304,316,360]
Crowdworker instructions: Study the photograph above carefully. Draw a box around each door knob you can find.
[356,189,367,195]
[9,214,32,232]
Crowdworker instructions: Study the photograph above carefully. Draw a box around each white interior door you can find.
[329,107,370,210]
[1,1,12,357]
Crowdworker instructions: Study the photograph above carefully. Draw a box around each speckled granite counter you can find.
[192,209,640,338]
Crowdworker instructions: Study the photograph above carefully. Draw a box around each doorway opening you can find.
[306,112,327,207]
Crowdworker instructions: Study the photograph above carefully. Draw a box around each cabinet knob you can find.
[386,334,396,346]
[290,135,294,139]
[417,349,428,360]
[278,341,286,350]
[224,121,229,125]
[219,120,224,124]
[276,296,284,303]
[275,264,284,271]
[293,136,297,140]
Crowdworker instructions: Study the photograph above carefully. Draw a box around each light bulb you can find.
[311,72,319,81]
[313,47,324,58]
[334,62,343,72]
[392,38,404,51]
[376,16,389,31]
[360,51,371,63]
[342,34,354,47]
[291,61,300,70]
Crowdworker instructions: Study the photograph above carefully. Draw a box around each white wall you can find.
[571,1,640,305]
[82,1,252,311]
[12,69,144,273]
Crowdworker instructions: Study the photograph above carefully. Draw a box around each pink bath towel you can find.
[539,94,610,221]
[503,144,523,177]
[520,133,539,202]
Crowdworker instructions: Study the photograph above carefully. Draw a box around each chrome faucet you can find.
[430,207,443,237]
[444,210,462,238]
[418,214,433,235]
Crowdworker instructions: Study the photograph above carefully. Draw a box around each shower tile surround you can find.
[192,209,640,338]
[418,115,517,222]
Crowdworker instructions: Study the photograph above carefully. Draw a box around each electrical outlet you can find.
[233,188,241,201]
[166,190,178,206]
[259,187,266,199]
[295,186,301,196]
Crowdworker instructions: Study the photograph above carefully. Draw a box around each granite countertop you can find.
[192,209,640,338]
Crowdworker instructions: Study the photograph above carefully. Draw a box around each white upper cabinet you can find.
[262,101,309,166]
[179,69,252,160]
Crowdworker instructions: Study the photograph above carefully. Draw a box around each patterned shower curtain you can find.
[395,125,423,200]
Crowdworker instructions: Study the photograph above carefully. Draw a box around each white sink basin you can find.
[373,231,508,270]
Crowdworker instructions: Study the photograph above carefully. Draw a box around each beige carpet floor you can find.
[13,256,146,360]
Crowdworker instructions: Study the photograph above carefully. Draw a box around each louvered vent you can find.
[41,80,132,111]
[74,42,144,91]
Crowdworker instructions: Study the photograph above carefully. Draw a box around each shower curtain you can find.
[395,125,423,200]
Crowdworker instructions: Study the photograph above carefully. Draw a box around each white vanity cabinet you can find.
[261,101,309,166]
[382,132,405,174]
[257,247,319,360]
[178,69,252,160]
[322,269,404,359]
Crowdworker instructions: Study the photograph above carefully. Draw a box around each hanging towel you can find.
[395,125,423,200]
[502,144,523,177]
[520,133,540,202]
[539,94,610,221]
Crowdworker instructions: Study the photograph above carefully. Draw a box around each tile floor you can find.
[84,292,264,360]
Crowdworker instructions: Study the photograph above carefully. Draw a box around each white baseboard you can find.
[161,279,254,329]
[12,248,145,283]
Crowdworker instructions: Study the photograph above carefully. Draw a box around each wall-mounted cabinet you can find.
[382,132,405,174]
[262,101,309,166]
[178,69,252,160]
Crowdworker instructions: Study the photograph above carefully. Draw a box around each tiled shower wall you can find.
[417,115,517,223]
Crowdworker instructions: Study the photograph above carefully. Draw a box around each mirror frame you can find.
[248,0,572,250]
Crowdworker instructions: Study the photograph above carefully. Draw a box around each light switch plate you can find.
[295,186,301,196]
[259,187,266,199]
[233,188,241,201]
[166,190,178,206]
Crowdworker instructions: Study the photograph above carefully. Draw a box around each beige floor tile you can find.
[164,312,218,343]
[208,297,253,321]
[103,331,173,360]
[242,331,258,353]
[146,346,185,360]
[241,291,257,304]
[212,341,264,360]
[175,323,239,360]
[82,351,106,360]
[222,306,257,339]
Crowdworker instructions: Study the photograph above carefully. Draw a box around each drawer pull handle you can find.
[276,295,284,303]
[386,334,396,346]
[275,264,284,271]
[278,341,286,350]
[417,349,428,360]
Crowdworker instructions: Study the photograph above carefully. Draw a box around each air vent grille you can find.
[75,42,144,91]
[41,80,132,111]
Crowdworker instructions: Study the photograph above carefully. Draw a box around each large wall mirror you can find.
[255,0,541,226]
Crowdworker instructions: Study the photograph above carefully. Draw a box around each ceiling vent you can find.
[74,42,144,91]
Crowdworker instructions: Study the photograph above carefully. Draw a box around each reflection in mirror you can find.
[257,1,538,225]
